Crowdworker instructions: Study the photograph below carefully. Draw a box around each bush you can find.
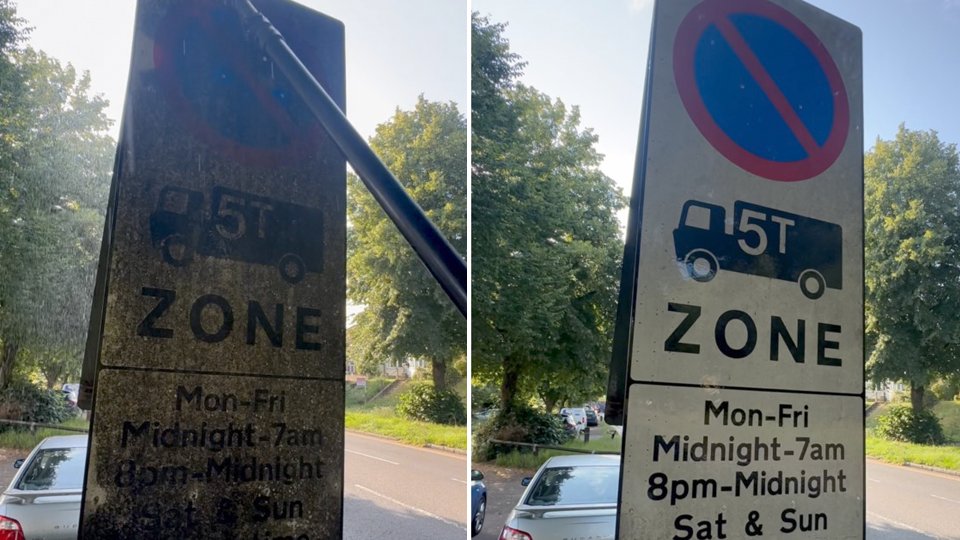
[472,405,569,462]
[396,383,466,426]
[876,405,945,445]
[0,379,70,431]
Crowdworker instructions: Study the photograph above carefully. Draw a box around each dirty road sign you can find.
[80,1,346,538]
[608,0,863,538]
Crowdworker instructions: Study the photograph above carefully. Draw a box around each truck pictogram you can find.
[150,185,323,284]
[673,200,842,299]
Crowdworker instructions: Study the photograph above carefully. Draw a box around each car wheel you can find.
[472,496,486,537]
[799,269,826,300]
[683,249,718,282]
[278,253,307,284]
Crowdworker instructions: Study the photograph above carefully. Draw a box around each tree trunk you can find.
[432,359,447,390]
[543,394,556,414]
[911,384,925,412]
[500,355,520,416]
[0,342,19,390]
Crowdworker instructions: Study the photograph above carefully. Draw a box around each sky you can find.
[13,0,469,141]
[473,0,960,200]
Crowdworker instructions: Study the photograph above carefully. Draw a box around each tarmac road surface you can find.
[344,431,468,539]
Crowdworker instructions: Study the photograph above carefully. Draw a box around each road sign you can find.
[79,1,346,538]
[673,0,849,182]
[607,0,863,538]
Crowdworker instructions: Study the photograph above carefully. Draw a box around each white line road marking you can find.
[932,494,960,505]
[355,484,467,532]
[868,478,881,483]
[867,511,942,540]
[451,478,467,484]
[346,450,399,465]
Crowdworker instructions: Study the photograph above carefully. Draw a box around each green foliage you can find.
[395,382,466,426]
[471,15,625,415]
[344,378,392,408]
[0,379,69,430]
[347,97,466,390]
[345,408,466,450]
[890,389,938,409]
[931,375,960,401]
[471,384,499,411]
[0,3,114,387]
[865,126,960,409]
[472,405,569,461]
[876,405,945,445]
[452,357,467,380]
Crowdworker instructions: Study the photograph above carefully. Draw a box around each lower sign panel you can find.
[619,385,863,540]
[81,369,343,538]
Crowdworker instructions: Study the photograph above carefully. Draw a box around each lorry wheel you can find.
[684,249,718,282]
[799,270,825,300]
[160,234,191,267]
[279,253,306,284]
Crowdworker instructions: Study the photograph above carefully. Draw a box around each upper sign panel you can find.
[97,0,346,380]
[629,0,863,395]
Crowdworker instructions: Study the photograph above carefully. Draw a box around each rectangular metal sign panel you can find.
[80,0,346,537]
[619,385,863,539]
[628,0,863,395]
[613,0,864,537]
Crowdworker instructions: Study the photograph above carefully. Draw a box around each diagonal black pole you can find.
[232,0,467,318]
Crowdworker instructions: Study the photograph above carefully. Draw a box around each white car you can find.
[499,454,619,540]
[0,434,87,540]
[558,407,588,430]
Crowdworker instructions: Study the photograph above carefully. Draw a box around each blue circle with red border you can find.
[674,0,850,182]
[153,1,328,167]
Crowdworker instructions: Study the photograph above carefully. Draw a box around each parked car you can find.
[499,454,619,540]
[558,413,580,436]
[471,469,487,537]
[0,434,87,540]
[558,407,587,430]
[584,408,599,427]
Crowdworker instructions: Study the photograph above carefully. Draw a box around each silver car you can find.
[499,454,619,540]
[0,434,87,539]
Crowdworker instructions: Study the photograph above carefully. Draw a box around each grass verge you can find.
[345,407,466,450]
[866,435,960,471]
[0,416,90,451]
[492,434,622,470]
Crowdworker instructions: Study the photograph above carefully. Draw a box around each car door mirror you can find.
[521,477,531,486]
[13,459,23,469]
[471,470,484,482]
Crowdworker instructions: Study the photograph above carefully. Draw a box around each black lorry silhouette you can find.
[150,185,323,284]
[673,200,842,299]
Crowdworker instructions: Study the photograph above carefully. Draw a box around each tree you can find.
[865,125,960,412]
[0,5,114,388]
[347,97,467,390]
[471,15,624,418]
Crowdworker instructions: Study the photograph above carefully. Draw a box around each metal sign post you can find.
[607,0,864,538]
[79,0,346,537]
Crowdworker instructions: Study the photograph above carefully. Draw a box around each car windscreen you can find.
[524,465,619,506]
[17,447,87,491]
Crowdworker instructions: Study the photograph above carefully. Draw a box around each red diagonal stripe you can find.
[714,16,820,158]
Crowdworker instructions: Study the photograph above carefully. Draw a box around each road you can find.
[344,431,468,539]
[476,460,960,540]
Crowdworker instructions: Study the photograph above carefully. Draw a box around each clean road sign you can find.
[608,0,864,538]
